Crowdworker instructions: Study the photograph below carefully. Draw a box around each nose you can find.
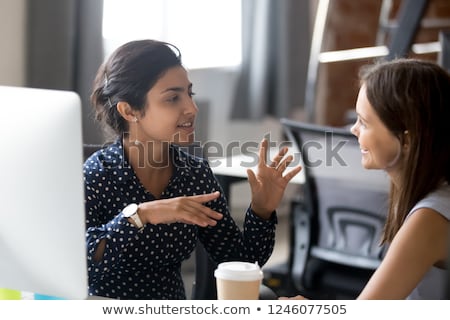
[184,99,198,115]
[350,122,358,137]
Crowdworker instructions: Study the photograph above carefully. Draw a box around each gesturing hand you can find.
[247,139,302,220]
[278,295,308,300]
[138,191,224,227]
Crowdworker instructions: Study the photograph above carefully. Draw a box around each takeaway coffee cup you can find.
[214,261,263,300]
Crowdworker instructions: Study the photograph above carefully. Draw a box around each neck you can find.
[123,138,173,198]
[123,138,171,170]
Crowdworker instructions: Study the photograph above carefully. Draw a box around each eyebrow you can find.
[160,83,193,94]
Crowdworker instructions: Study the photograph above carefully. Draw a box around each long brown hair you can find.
[360,58,450,243]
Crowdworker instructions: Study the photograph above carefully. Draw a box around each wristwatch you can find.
[123,203,144,232]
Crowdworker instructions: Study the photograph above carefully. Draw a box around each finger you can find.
[269,153,281,168]
[270,146,290,168]
[278,295,307,300]
[171,195,223,222]
[258,138,268,167]
[177,203,223,226]
[283,165,302,182]
[188,191,220,203]
[177,215,217,227]
[246,168,257,188]
[275,146,288,159]
[188,201,224,221]
[276,154,293,172]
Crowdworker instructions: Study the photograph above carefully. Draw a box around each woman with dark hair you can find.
[84,40,301,299]
[283,58,450,300]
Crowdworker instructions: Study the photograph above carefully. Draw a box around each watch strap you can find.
[129,211,144,232]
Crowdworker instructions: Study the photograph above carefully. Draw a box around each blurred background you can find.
[2,0,449,204]
[2,0,448,219]
[2,0,449,149]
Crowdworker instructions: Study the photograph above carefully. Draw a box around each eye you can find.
[189,91,196,98]
[167,95,180,103]
[357,117,366,129]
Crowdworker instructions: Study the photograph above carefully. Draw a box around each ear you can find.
[116,101,137,122]
[402,130,410,151]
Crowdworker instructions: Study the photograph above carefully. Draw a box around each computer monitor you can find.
[0,85,88,299]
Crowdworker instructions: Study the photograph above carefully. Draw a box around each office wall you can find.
[189,68,287,152]
[0,0,26,86]
[315,0,450,126]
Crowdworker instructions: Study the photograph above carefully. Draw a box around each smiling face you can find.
[350,84,403,173]
[135,66,198,146]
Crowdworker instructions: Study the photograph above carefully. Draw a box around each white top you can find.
[406,184,450,300]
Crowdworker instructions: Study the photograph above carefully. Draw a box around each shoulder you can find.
[83,140,125,181]
[172,144,210,171]
[403,184,450,245]
[408,184,450,221]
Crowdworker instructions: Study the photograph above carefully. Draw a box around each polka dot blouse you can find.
[83,139,277,300]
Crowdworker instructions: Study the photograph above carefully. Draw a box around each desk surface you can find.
[209,148,391,191]
[210,152,305,185]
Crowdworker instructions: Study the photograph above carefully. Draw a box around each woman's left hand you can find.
[278,295,308,300]
[247,138,302,220]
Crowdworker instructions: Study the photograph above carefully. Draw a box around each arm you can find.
[198,139,302,266]
[84,179,141,269]
[278,207,449,301]
[85,182,223,265]
[357,208,449,299]
[197,177,278,267]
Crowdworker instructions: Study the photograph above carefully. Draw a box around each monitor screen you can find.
[0,85,88,299]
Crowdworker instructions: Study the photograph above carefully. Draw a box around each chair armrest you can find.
[290,200,312,292]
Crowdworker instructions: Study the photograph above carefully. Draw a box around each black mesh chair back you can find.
[280,118,390,299]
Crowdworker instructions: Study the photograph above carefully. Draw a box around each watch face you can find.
[123,203,138,217]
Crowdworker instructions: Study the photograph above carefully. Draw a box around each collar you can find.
[98,138,205,184]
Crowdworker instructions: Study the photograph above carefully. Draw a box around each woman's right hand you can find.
[137,191,223,227]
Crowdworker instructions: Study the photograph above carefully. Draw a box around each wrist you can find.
[250,204,273,220]
[123,203,145,232]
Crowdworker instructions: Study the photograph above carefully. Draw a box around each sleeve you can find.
[83,164,143,281]
[197,162,277,267]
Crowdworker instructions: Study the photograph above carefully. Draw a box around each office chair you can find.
[265,119,390,299]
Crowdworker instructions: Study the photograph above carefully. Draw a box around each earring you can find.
[133,117,140,145]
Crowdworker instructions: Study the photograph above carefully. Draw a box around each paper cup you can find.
[214,261,263,300]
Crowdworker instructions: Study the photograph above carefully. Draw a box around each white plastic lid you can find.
[214,261,263,281]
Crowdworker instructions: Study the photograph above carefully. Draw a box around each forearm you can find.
[199,206,276,266]
[86,212,142,269]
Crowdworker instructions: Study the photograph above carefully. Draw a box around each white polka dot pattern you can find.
[84,140,277,299]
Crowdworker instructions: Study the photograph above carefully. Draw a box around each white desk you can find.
[209,149,390,201]
[210,152,304,202]
[210,153,304,184]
